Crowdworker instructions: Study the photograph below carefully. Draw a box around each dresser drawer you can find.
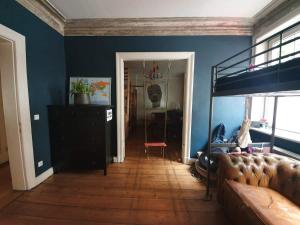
[48,105,113,174]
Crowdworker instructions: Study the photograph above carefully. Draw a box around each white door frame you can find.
[116,52,195,164]
[0,24,53,190]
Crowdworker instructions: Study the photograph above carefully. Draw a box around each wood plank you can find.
[18,191,221,212]
[0,214,131,225]
[2,201,228,225]
[0,130,230,225]
[32,184,207,200]
[0,163,23,210]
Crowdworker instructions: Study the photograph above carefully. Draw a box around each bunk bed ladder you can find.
[203,66,216,201]
[270,96,278,152]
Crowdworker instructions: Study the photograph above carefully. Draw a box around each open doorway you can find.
[116,52,195,164]
[124,60,186,162]
[0,62,8,165]
[0,24,47,191]
[0,53,15,203]
[0,37,15,195]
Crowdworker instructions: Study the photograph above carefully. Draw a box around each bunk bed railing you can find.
[214,21,300,80]
[217,36,300,75]
[218,49,300,78]
[215,21,300,67]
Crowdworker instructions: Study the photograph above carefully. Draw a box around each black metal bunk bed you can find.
[205,21,300,200]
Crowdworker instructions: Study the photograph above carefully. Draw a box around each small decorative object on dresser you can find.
[70,79,95,105]
[48,105,113,175]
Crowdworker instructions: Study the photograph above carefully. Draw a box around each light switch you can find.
[38,161,43,167]
[34,114,40,120]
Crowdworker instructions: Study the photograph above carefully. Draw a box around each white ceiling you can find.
[48,0,273,19]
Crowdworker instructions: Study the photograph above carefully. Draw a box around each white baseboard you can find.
[33,167,53,189]
[113,156,119,163]
[187,158,196,164]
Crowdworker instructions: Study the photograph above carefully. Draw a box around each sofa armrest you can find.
[216,152,300,206]
[217,153,278,204]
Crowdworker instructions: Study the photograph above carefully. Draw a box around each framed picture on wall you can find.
[144,81,167,109]
[69,77,111,105]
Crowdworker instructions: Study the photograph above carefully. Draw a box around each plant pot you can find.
[74,93,91,105]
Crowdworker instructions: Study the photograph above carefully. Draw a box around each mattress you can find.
[215,57,300,95]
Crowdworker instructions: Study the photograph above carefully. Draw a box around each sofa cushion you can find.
[226,180,300,225]
[217,153,300,206]
[270,161,300,206]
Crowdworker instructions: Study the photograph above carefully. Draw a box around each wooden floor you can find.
[0,163,23,211]
[0,134,230,225]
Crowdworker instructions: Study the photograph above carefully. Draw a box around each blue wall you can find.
[64,36,250,157]
[213,97,245,139]
[0,0,250,169]
[0,0,66,175]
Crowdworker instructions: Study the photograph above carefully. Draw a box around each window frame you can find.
[267,27,299,64]
[251,25,300,143]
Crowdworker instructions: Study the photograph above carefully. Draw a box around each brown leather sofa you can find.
[217,153,300,225]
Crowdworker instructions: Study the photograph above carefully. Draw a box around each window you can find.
[267,28,300,66]
[250,96,300,142]
[276,97,300,134]
[251,22,300,143]
[254,23,300,68]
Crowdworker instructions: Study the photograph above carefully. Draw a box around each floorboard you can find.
[0,162,23,210]
[0,131,231,225]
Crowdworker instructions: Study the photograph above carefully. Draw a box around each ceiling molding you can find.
[16,0,66,35]
[64,17,253,36]
[253,0,300,37]
[253,0,288,23]
[16,1,253,36]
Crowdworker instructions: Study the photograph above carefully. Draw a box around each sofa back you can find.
[217,153,300,206]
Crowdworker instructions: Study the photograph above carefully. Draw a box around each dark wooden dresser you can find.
[48,105,113,175]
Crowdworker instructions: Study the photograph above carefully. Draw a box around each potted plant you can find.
[70,79,95,105]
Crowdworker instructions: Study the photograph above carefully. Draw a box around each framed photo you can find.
[69,77,111,105]
[144,81,167,109]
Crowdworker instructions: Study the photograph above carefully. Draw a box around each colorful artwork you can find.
[69,77,111,105]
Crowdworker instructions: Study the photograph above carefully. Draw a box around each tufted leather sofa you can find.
[217,153,300,225]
